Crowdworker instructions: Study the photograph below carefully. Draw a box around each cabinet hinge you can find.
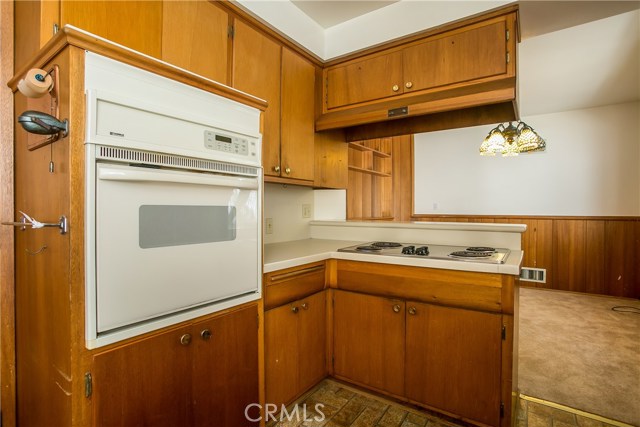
[228,25,235,39]
[53,23,60,35]
[500,402,505,418]
[506,29,510,41]
[84,372,92,398]
[506,52,510,64]
[501,325,506,340]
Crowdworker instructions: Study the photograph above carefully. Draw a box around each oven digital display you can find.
[204,130,249,155]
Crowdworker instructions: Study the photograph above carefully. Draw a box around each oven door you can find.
[92,162,260,335]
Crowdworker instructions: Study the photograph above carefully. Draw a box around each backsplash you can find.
[263,183,314,244]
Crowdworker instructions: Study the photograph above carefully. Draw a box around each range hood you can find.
[316,76,518,142]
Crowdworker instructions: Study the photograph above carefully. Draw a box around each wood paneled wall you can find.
[413,215,640,299]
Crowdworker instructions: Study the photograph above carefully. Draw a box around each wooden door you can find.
[280,47,315,181]
[265,301,299,407]
[192,305,260,427]
[405,302,502,427]
[162,0,230,83]
[403,20,507,92]
[326,51,403,109]
[92,325,192,426]
[297,291,327,393]
[333,290,405,396]
[60,1,163,58]
[232,20,281,176]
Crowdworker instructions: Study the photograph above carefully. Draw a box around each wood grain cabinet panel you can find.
[192,306,259,427]
[333,290,405,396]
[326,51,403,109]
[232,20,282,176]
[92,325,193,426]
[161,0,229,84]
[403,21,507,92]
[92,305,259,427]
[281,47,315,181]
[61,1,163,58]
[265,291,326,407]
[405,302,502,427]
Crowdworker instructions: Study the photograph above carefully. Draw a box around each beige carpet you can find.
[518,287,640,426]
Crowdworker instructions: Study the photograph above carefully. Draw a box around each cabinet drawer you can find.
[264,262,326,310]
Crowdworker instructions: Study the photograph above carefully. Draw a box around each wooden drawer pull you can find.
[270,265,324,282]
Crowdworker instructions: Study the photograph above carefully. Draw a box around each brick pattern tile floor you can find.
[269,379,625,427]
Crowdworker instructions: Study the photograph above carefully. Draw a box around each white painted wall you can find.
[413,102,640,216]
[263,183,314,243]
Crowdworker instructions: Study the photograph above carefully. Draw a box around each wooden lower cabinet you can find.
[332,291,504,427]
[92,305,259,427]
[405,302,502,426]
[332,291,405,396]
[265,291,326,407]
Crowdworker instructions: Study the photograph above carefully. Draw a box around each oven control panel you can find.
[204,130,257,158]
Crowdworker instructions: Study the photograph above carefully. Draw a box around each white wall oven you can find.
[84,53,263,348]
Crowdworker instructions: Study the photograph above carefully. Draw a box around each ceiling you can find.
[291,1,399,28]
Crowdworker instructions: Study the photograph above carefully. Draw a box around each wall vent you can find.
[520,267,546,283]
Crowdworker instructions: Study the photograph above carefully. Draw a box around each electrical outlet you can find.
[302,204,312,219]
[265,218,273,234]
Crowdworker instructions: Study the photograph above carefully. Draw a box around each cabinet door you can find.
[405,302,502,427]
[281,48,315,181]
[92,325,192,426]
[162,0,229,83]
[333,290,405,396]
[192,305,259,427]
[403,20,507,92]
[265,302,299,407]
[232,20,281,176]
[326,51,403,109]
[60,1,163,58]
[298,291,327,393]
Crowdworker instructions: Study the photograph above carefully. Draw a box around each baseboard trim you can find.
[519,394,634,427]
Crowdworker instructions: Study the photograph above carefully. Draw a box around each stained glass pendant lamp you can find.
[479,121,546,156]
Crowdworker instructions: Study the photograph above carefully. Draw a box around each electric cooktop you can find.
[337,241,510,264]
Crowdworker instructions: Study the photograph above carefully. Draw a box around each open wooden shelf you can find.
[348,165,392,177]
[348,142,392,158]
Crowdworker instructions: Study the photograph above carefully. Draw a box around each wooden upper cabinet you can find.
[60,1,163,58]
[281,48,315,181]
[403,20,507,92]
[322,13,515,113]
[326,51,403,109]
[232,20,282,176]
[161,0,230,84]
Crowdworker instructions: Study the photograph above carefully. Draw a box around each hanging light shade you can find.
[479,121,546,156]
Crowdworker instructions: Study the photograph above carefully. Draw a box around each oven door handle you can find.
[97,164,258,190]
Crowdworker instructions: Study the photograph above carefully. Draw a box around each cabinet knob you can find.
[200,329,212,340]
[285,167,291,175]
[408,307,417,315]
[405,81,413,89]
[301,302,309,310]
[392,84,400,92]
[392,304,401,313]
[273,165,281,173]
[291,306,299,314]
[180,333,192,346]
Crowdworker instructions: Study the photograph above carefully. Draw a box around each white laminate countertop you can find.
[264,239,523,275]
